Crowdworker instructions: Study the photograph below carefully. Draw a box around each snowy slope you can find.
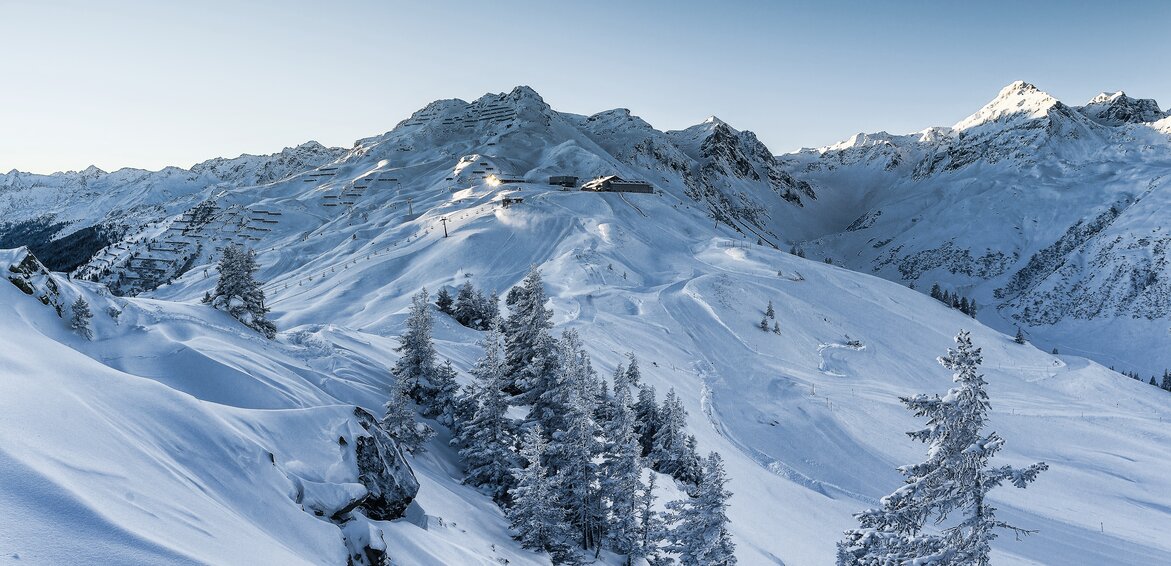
[3,85,1171,565]
[782,81,1171,376]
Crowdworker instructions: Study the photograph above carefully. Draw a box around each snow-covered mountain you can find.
[783,81,1171,376]
[3,84,1171,565]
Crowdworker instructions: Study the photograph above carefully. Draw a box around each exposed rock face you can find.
[1080,91,1166,125]
[352,407,420,520]
[5,247,64,315]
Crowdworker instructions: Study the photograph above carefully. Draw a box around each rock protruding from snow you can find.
[352,406,420,520]
[3,247,64,314]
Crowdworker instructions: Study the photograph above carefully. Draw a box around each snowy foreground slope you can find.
[4,152,1171,564]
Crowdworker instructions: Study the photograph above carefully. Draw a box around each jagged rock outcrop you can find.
[351,406,420,520]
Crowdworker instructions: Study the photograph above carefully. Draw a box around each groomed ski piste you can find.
[3,86,1171,564]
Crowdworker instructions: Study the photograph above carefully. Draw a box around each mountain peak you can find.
[1081,90,1164,125]
[953,80,1062,131]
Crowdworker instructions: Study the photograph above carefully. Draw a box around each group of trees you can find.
[837,330,1047,565]
[388,267,734,565]
[1121,368,1171,393]
[929,283,977,318]
[758,300,781,334]
[436,281,499,330]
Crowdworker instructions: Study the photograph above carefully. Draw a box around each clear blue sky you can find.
[2,0,1168,173]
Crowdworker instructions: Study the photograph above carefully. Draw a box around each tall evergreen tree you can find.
[636,472,667,564]
[381,372,434,453]
[838,330,1048,565]
[393,288,438,401]
[504,266,556,399]
[70,296,94,340]
[667,452,736,566]
[454,281,479,327]
[509,426,575,562]
[765,300,775,319]
[456,321,516,502]
[1014,327,1026,345]
[1161,370,1171,392]
[634,384,660,458]
[603,376,645,564]
[423,360,460,426]
[624,353,643,388]
[650,388,691,480]
[548,330,605,551]
[205,245,276,338]
[930,283,943,301]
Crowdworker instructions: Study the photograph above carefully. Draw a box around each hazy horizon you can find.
[3,0,1168,174]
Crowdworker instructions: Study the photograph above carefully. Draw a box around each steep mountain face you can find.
[784,81,1171,375]
[0,142,346,271]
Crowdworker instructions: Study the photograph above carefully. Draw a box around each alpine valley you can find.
[2,82,1170,565]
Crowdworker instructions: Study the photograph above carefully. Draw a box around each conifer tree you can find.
[206,245,276,338]
[423,360,460,426]
[773,321,781,335]
[667,452,736,566]
[759,317,770,332]
[510,426,575,561]
[393,288,438,401]
[1014,327,1026,345]
[636,473,667,563]
[381,373,434,453]
[545,330,605,551]
[1161,370,1171,392]
[624,353,642,388]
[603,376,645,563]
[70,296,94,340]
[454,281,479,327]
[634,384,660,458]
[765,300,775,319]
[435,287,454,314]
[456,321,516,502]
[504,266,556,399]
[838,330,1047,565]
[930,283,943,301]
[650,388,691,480]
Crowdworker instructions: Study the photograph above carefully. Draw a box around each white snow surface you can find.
[2,85,1171,564]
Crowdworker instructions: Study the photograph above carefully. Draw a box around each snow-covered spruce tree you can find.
[504,266,556,399]
[759,317,770,332]
[634,383,661,458]
[837,330,1047,566]
[526,330,574,434]
[604,375,647,564]
[70,296,94,340]
[454,281,479,327]
[624,353,642,388]
[1014,327,1026,345]
[765,300,775,319]
[381,371,434,453]
[637,472,668,563]
[548,329,605,552]
[667,452,736,566]
[474,288,500,330]
[455,321,517,502]
[509,425,575,562]
[422,360,460,426]
[205,245,276,338]
[393,288,438,401]
[650,388,691,481]
[435,287,454,314]
[1161,370,1171,392]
